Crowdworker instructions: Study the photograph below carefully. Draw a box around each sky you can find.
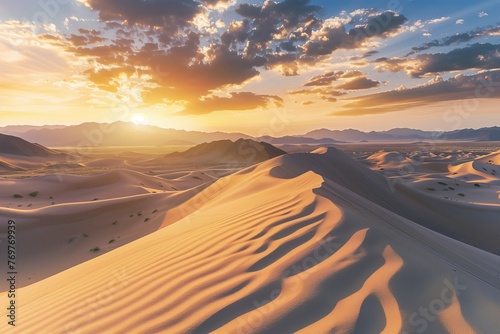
[0,0,499,135]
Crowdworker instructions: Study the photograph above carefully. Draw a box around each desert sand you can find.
[0,139,499,333]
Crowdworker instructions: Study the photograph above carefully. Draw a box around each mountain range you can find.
[0,122,499,147]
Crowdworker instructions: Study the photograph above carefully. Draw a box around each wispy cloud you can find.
[335,70,500,116]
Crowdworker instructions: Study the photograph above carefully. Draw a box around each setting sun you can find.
[132,114,146,125]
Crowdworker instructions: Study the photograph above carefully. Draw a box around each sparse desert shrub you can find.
[144,218,150,222]
[438,182,447,186]
[68,237,76,243]
[90,247,100,252]
[427,187,436,191]
[13,194,23,198]
[137,211,142,216]
[152,209,158,213]
[474,184,481,187]
[129,214,134,217]
[82,233,89,237]
[92,198,99,201]
[108,239,115,244]
[448,187,455,190]
[29,191,39,197]
[112,221,118,225]
[458,193,465,197]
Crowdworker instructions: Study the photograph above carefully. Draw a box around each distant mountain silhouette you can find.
[160,139,286,164]
[305,128,442,141]
[17,121,252,147]
[0,125,66,136]
[0,133,64,157]
[439,127,500,141]
[257,136,343,144]
[4,122,500,146]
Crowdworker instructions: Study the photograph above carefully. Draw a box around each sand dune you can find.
[0,133,64,157]
[0,157,23,172]
[154,139,286,165]
[0,169,214,288]
[2,147,499,333]
[0,170,183,209]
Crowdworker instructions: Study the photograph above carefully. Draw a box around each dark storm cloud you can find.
[336,70,500,116]
[376,43,500,77]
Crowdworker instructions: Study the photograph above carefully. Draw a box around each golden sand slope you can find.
[0,170,210,288]
[1,148,499,333]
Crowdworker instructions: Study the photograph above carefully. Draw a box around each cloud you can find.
[406,26,500,55]
[233,0,322,57]
[479,12,488,18]
[264,53,299,76]
[456,19,464,25]
[304,70,379,90]
[304,71,343,86]
[86,0,199,29]
[180,92,283,114]
[289,87,345,102]
[301,11,407,59]
[377,43,500,77]
[426,17,449,24]
[304,70,367,86]
[335,76,381,90]
[335,70,500,116]
[61,1,408,114]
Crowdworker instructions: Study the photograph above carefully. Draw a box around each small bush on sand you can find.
[427,187,435,191]
[458,193,465,197]
[13,194,23,198]
[90,247,100,252]
[108,239,115,244]
[29,191,39,197]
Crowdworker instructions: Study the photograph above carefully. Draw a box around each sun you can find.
[132,114,146,125]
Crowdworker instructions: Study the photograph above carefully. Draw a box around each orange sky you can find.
[1,1,499,135]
